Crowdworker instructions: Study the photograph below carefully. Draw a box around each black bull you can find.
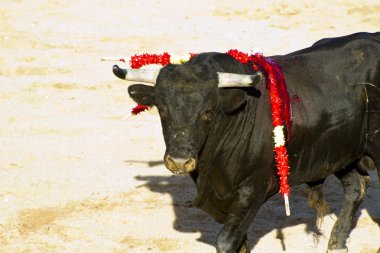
[112,32,380,253]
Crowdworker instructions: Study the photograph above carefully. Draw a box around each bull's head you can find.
[113,54,262,174]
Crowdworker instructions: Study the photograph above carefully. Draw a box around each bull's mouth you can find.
[164,155,197,174]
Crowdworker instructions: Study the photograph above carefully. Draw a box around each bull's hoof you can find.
[326,248,348,253]
[237,237,248,253]
[237,243,248,253]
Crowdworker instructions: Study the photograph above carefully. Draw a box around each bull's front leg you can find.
[216,185,265,253]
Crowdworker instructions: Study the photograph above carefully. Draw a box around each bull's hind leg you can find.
[367,112,380,181]
[368,131,380,182]
[327,167,369,252]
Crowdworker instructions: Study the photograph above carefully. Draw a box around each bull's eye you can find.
[200,110,213,123]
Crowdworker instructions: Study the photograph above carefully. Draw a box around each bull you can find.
[112,32,380,253]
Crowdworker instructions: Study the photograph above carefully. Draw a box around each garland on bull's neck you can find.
[111,50,291,216]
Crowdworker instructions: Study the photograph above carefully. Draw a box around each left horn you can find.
[217,71,263,88]
[112,65,160,84]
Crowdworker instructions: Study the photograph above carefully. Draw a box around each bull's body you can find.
[114,32,380,252]
[194,32,380,222]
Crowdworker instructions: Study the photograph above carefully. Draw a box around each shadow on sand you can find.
[128,160,380,251]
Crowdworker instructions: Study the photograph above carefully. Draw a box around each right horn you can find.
[217,71,263,88]
[112,65,160,84]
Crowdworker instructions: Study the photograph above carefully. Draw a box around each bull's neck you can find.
[199,95,263,165]
[217,97,259,139]
[193,93,274,214]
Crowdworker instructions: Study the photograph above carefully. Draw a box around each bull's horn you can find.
[217,71,263,88]
[112,65,159,84]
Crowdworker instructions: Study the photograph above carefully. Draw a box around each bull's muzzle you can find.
[164,155,197,174]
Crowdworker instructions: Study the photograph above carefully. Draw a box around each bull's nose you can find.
[164,155,197,173]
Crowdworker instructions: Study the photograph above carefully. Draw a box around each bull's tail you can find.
[307,182,330,228]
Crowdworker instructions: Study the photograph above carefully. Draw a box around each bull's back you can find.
[274,32,380,184]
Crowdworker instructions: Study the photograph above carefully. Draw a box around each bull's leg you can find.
[370,142,380,182]
[216,210,257,253]
[327,167,369,252]
[216,189,264,253]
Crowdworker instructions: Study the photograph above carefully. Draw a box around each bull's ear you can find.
[219,89,247,114]
[128,84,155,106]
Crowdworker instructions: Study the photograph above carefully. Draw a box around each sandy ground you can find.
[0,0,379,252]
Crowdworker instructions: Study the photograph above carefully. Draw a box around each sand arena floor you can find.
[0,0,379,252]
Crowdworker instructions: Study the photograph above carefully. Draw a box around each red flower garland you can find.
[239,51,291,214]
[249,54,292,136]
[123,51,291,215]
[131,104,150,115]
[274,145,290,197]
[130,52,171,69]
